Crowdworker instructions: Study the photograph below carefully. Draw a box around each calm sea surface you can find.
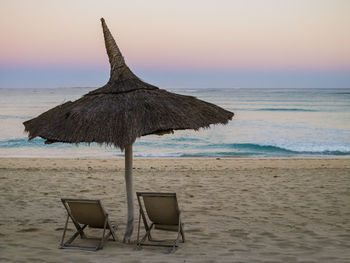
[0,88,349,158]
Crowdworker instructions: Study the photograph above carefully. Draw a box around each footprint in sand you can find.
[17,228,41,232]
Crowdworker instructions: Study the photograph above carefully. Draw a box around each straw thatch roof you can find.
[23,18,234,150]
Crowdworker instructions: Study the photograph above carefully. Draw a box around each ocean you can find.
[0,88,349,158]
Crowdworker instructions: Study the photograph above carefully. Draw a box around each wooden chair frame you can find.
[60,198,117,251]
[136,192,185,253]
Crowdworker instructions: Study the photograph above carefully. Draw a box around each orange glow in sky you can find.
[0,0,350,80]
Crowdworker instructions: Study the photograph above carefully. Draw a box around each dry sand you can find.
[0,158,349,263]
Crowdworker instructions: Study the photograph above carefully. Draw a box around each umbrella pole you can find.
[123,143,134,243]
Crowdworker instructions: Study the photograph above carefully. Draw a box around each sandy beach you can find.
[0,158,349,262]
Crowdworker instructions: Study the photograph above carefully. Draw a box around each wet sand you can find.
[0,158,349,262]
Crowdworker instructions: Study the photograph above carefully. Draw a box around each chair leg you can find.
[137,223,154,250]
[163,229,181,254]
[109,224,117,241]
[60,213,88,247]
[98,218,108,249]
[180,223,185,242]
[165,218,186,253]
[60,214,70,248]
[61,224,88,248]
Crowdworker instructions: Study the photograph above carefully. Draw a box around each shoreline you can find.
[1,155,350,159]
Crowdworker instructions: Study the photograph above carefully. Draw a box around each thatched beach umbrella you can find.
[23,18,234,243]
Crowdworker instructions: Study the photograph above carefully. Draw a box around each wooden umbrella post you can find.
[123,144,134,243]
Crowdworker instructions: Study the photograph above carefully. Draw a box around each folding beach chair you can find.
[60,198,117,251]
[136,192,185,253]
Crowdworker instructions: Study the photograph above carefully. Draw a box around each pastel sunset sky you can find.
[1,0,349,89]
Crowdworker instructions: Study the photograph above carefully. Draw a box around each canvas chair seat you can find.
[154,224,179,231]
[60,199,117,251]
[136,192,185,253]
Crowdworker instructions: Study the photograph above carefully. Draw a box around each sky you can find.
[0,0,349,89]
